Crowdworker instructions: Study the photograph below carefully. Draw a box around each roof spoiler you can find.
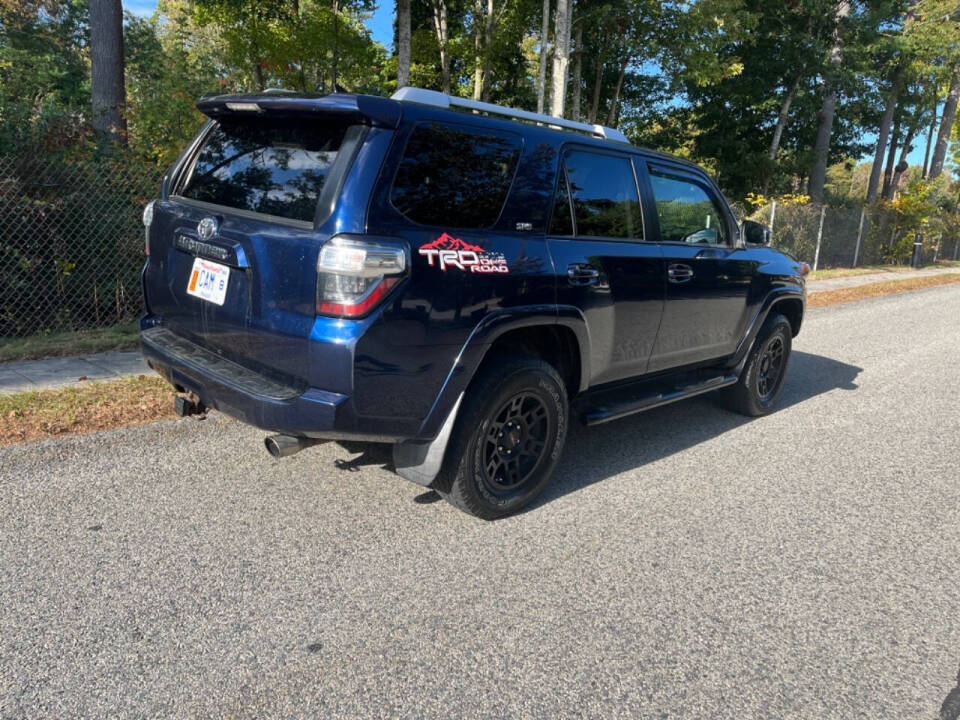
[196,92,402,129]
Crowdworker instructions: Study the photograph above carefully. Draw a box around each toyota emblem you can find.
[197,217,218,242]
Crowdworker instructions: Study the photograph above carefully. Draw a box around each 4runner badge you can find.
[418,233,509,274]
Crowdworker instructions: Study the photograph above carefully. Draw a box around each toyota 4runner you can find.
[140,87,807,519]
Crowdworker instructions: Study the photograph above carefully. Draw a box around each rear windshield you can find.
[178,118,349,222]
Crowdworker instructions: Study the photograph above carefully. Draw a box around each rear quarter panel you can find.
[357,111,562,428]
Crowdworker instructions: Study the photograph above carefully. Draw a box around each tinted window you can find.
[563,151,642,239]
[649,170,728,245]
[549,168,574,235]
[179,119,348,222]
[391,123,522,229]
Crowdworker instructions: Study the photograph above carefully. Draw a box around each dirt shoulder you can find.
[0,376,174,447]
[807,273,960,308]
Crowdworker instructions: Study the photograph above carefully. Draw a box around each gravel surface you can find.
[2,286,960,718]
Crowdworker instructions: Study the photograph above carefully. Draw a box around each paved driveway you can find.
[2,286,959,718]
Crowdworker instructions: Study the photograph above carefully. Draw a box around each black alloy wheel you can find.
[755,334,786,401]
[481,391,552,497]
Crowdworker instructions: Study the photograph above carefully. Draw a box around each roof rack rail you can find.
[391,86,630,144]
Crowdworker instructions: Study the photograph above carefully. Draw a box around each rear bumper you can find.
[140,324,407,442]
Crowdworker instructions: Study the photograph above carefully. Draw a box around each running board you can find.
[575,374,738,426]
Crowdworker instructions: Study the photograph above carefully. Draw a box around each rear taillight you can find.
[142,200,156,256]
[317,235,408,318]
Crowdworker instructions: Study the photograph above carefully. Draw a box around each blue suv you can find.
[140,87,807,519]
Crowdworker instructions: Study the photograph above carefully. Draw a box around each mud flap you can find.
[392,393,463,487]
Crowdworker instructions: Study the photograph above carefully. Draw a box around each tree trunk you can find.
[587,31,605,124]
[570,23,583,122]
[480,0,496,101]
[887,119,918,200]
[808,0,851,203]
[473,0,484,99]
[888,160,910,200]
[252,58,265,91]
[606,56,628,126]
[929,68,960,181]
[397,0,411,88]
[89,0,126,145]
[865,67,904,206]
[549,0,572,118]
[769,73,802,162]
[922,103,936,178]
[536,0,550,114]
[471,0,500,101]
[431,0,451,94]
[763,72,803,194]
[331,0,339,90]
[881,116,900,198]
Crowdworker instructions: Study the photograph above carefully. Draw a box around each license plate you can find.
[186,258,230,306]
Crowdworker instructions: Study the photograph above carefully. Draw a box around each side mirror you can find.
[742,219,771,246]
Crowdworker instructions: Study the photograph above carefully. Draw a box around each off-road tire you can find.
[434,354,568,520]
[722,312,792,417]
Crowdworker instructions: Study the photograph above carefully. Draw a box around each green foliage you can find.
[0,0,91,155]
[2,0,960,211]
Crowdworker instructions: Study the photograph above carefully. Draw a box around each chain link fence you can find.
[747,201,960,270]
[0,156,162,339]
[3,156,958,343]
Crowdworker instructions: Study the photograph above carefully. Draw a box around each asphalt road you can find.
[2,286,960,719]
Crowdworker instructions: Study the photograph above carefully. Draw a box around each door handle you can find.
[567,263,600,286]
[667,263,694,283]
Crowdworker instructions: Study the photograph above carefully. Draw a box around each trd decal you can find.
[418,233,509,274]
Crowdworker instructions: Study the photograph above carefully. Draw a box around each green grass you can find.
[0,323,140,363]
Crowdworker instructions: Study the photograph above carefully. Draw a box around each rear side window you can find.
[178,118,349,222]
[552,150,643,239]
[390,123,522,229]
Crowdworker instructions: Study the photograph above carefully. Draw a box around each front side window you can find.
[560,150,643,239]
[179,118,349,222]
[390,123,522,229]
[648,169,729,245]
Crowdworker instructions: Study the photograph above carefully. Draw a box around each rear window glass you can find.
[178,119,348,222]
[390,122,522,229]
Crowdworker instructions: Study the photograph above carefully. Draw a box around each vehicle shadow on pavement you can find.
[530,351,863,511]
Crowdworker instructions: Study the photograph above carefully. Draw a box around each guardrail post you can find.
[768,200,777,235]
[852,208,865,267]
[813,204,826,271]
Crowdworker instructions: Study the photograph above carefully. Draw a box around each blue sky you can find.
[122,0,395,46]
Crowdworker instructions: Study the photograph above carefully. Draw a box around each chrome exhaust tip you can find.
[264,434,323,459]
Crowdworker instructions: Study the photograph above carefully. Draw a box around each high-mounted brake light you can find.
[142,200,156,256]
[317,236,408,318]
[225,102,262,113]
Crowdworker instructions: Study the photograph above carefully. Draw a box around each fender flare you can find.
[392,305,591,486]
[727,286,805,373]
